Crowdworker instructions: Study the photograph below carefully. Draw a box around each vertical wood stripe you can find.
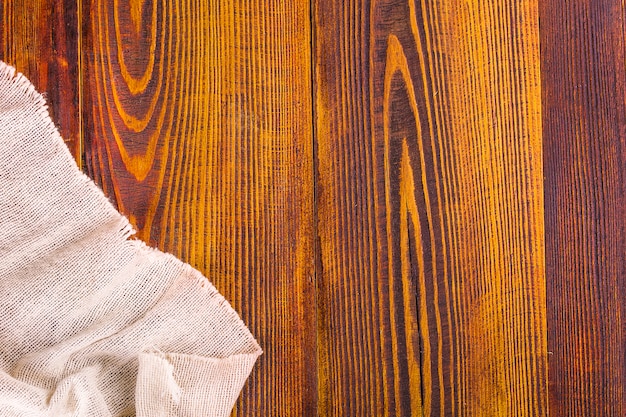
[0,0,82,162]
[314,0,547,415]
[81,0,316,415]
[540,0,626,414]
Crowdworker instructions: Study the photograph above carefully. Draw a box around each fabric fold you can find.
[0,61,261,416]
[135,349,259,417]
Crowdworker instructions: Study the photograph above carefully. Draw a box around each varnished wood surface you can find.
[0,0,82,162]
[540,0,626,415]
[315,0,546,415]
[82,1,317,416]
[1,0,624,415]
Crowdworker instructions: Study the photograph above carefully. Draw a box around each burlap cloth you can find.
[0,61,261,416]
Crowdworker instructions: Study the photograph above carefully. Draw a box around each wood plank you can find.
[540,0,626,415]
[0,0,82,162]
[314,0,547,415]
[81,0,317,415]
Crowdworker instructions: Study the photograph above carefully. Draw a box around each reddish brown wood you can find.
[80,1,317,415]
[0,0,82,163]
[315,0,547,415]
[540,0,626,415]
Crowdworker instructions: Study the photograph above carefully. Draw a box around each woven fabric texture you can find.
[0,61,262,416]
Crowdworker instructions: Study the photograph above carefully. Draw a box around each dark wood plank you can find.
[0,0,82,163]
[314,0,547,414]
[81,0,317,415]
[540,0,626,415]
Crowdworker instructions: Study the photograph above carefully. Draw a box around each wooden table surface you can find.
[1,0,624,415]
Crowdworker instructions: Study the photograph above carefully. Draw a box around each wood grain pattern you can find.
[314,0,547,415]
[82,0,317,415]
[0,0,82,162]
[540,0,626,414]
[3,0,626,415]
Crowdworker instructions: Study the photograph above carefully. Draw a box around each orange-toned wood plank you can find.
[0,0,82,162]
[81,1,316,415]
[540,1,626,415]
[314,0,547,415]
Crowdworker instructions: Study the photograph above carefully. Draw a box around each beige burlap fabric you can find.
[0,61,261,416]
